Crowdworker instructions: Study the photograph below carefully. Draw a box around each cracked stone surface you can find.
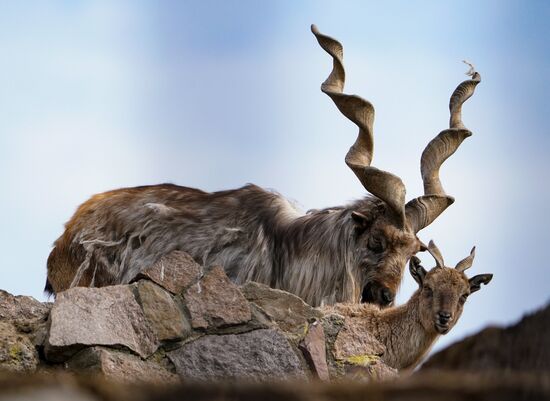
[0,290,51,346]
[333,316,386,360]
[183,266,251,330]
[241,282,322,339]
[66,347,178,384]
[45,286,158,362]
[167,329,307,381]
[0,321,39,372]
[135,280,190,341]
[299,321,330,381]
[134,251,203,294]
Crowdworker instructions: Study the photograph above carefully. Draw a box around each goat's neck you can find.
[273,207,362,305]
[380,292,439,370]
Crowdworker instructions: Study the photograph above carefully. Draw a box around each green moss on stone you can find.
[9,344,22,361]
[343,354,379,367]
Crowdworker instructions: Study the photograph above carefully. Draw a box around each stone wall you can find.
[0,251,396,384]
[1,250,549,399]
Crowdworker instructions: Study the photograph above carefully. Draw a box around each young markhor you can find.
[323,241,493,370]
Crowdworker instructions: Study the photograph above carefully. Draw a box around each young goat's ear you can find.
[469,274,493,293]
[409,256,427,285]
[351,211,371,234]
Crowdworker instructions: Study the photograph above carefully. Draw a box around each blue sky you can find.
[0,1,548,353]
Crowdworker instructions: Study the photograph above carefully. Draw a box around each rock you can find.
[369,360,398,381]
[0,290,51,345]
[332,316,386,360]
[320,313,392,381]
[299,321,330,381]
[134,281,190,341]
[422,302,550,371]
[0,290,51,324]
[66,347,178,384]
[0,322,39,372]
[240,282,322,339]
[133,251,202,294]
[45,286,158,362]
[183,266,251,330]
[320,313,346,378]
[343,358,398,382]
[209,303,275,335]
[167,329,307,381]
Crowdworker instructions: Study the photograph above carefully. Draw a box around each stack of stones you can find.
[0,251,397,384]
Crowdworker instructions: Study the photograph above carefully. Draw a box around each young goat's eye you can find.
[423,286,433,298]
[459,294,468,305]
[367,237,386,254]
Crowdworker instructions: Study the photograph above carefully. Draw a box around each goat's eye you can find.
[367,237,386,254]
[459,294,468,304]
[423,286,433,298]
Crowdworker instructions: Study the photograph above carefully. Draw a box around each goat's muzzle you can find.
[361,282,394,306]
[434,311,452,334]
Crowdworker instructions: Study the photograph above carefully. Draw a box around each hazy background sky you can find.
[0,1,548,353]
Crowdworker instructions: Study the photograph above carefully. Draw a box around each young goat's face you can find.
[409,243,493,335]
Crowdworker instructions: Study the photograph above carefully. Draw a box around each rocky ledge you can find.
[0,251,396,383]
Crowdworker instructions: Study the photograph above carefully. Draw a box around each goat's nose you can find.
[380,288,394,305]
[437,311,452,324]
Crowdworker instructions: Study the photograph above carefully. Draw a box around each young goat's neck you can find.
[379,292,439,370]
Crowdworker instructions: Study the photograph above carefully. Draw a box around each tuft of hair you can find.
[43,278,54,298]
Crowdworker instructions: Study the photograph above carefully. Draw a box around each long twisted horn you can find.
[312,24,406,227]
[405,62,481,233]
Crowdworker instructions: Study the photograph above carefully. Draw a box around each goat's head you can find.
[312,25,481,306]
[409,241,493,334]
[352,202,426,306]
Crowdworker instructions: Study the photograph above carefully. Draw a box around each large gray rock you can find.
[0,322,39,372]
[183,266,251,330]
[45,286,158,362]
[66,347,178,384]
[167,329,307,381]
[240,282,322,340]
[134,280,190,341]
[133,251,203,294]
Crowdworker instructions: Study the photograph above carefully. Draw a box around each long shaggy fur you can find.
[47,184,391,306]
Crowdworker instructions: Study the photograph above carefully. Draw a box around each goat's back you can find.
[46,183,298,294]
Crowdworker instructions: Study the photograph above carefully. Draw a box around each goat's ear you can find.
[409,256,427,285]
[469,274,493,293]
[351,211,371,234]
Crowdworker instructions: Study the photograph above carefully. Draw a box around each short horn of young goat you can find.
[455,246,476,272]
[427,240,445,267]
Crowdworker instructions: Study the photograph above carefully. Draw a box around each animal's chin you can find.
[434,322,450,334]
[361,282,374,304]
[360,282,394,308]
